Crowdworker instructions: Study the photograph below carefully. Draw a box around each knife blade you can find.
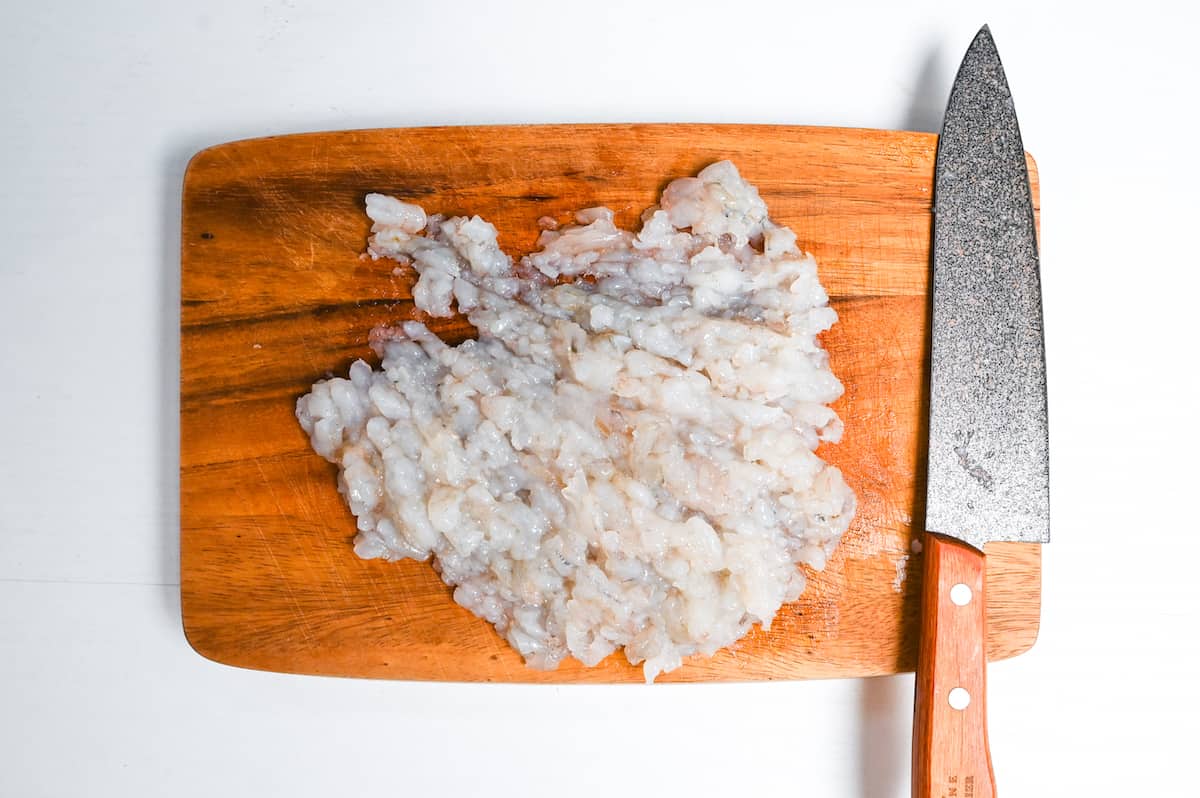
[913,25,1049,798]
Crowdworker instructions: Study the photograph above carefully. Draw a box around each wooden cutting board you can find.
[181,124,1041,683]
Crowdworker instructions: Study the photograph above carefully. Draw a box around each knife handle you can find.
[913,532,996,798]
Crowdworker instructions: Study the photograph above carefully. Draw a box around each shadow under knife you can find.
[857,37,950,798]
[901,45,951,135]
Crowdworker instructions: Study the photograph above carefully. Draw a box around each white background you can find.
[2,1,1196,795]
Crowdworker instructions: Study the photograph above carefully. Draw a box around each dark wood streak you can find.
[181,298,418,333]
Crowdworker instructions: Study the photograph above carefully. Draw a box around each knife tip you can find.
[965,24,1001,67]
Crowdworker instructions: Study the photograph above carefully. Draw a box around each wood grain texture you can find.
[913,533,996,798]
[181,124,1042,682]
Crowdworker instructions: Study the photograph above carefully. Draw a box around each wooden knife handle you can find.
[913,532,996,798]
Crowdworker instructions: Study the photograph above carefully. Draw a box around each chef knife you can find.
[913,26,1049,798]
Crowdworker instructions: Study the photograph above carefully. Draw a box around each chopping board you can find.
[181,124,1041,682]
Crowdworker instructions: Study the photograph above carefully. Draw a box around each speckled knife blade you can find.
[926,26,1049,549]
